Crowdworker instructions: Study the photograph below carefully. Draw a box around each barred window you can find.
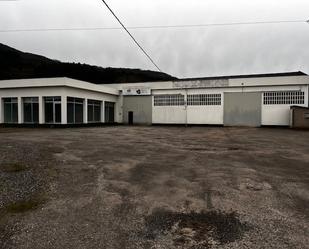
[263,91,305,105]
[187,94,221,106]
[154,94,185,106]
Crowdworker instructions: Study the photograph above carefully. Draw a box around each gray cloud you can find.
[0,0,309,78]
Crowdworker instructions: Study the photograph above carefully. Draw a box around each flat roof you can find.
[0,77,119,95]
[106,71,307,85]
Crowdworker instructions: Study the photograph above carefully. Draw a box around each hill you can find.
[0,43,176,84]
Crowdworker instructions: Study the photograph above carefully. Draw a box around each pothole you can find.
[144,209,250,248]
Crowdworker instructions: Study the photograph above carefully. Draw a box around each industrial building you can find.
[0,72,309,127]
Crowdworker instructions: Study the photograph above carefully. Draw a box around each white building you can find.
[0,72,308,127]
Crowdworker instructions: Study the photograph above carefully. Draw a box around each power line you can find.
[99,0,161,72]
[0,20,307,33]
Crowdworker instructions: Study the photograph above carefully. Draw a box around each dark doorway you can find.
[105,102,115,123]
[128,111,134,125]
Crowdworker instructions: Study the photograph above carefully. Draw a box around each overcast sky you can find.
[0,0,309,78]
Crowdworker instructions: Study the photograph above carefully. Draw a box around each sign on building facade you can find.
[173,79,229,89]
[122,87,151,96]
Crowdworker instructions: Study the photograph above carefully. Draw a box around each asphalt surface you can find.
[0,126,308,249]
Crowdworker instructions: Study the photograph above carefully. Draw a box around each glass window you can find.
[187,94,222,106]
[75,103,83,123]
[154,94,185,106]
[94,105,101,122]
[67,101,74,124]
[88,100,101,123]
[105,102,115,123]
[67,97,84,124]
[23,97,39,123]
[55,103,61,123]
[88,105,93,122]
[263,91,305,105]
[45,102,54,123]
[44,97,61,124]
[3,98,18,123]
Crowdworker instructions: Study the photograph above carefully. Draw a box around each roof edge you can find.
[178,71,307,82]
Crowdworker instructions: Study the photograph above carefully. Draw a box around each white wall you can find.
[151,85,308,126]
[108,75,309,91]
[152,89,224,125]
[153,107,186,124]
[186,88,224,125]
[152,89,186,124]
[187,106,223,124]
[260,85,308,126]
[229,76,309,87]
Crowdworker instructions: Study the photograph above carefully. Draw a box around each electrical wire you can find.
[0,20,307,33]
[100,0,161,72]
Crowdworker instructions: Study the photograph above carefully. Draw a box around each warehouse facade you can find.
[0,72,309,127]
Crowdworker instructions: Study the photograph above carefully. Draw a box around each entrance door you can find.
[224,92,262,127]
[128,111,134,125]
[104,102,115,123]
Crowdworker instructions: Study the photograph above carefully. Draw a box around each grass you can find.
[5,198,44,214]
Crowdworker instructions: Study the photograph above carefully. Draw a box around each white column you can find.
[39,96,44,124]
[0,98,3,124]
[117,95,123,123]
[83,99,88,124]
[101,101,105,123]
[18,97,22,124]
[61,95,67,124]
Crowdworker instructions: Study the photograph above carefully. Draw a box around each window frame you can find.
[87,99,102,123]
[44,96,62,124]
[67,97,84,124]
[154,94,185,106]
[23,97,39,124]
[263,91,305,105]
[187,94,222,106]
[3,97,18,123]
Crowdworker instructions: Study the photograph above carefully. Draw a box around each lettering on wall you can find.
[173,80,229,89]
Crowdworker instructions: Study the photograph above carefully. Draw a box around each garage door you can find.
[224,92,261,127]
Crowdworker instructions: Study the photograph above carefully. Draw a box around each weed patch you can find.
[0,163,28,173]
[5,197,44,214]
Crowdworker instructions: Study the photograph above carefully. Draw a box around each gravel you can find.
[0,127,308,249]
